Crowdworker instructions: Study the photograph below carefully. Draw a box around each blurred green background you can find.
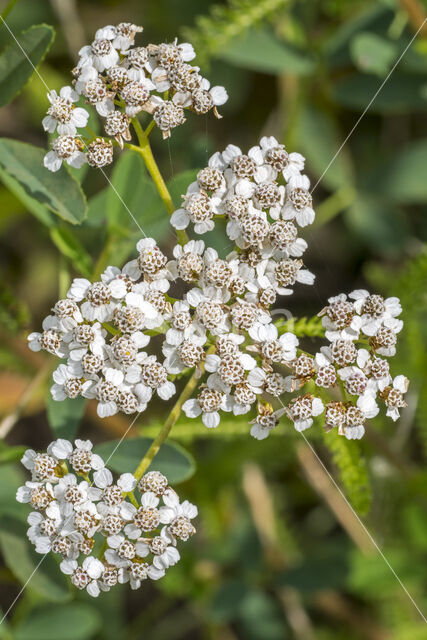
[1,0,427,638]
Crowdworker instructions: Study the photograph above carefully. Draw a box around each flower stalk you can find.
[133,369,200,482]
[129,118,189,244]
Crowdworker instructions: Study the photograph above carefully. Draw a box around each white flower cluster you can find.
[16,439,197,596]
[276,289,408,441]
[171,138,315,285]
[28,135,409,441]
[29,138,317,424]
[316,289,408,438]
[43,23,228,171]
[28,241,177,418]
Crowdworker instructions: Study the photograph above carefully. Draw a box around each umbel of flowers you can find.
[43,22,228,172]
[17,439,197,596]
[21,20,411,597]
[29,135,409,442]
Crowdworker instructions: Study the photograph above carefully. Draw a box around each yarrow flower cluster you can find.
[19,18,413,602]
[16,439,197,596]
[43,23,228,171]
[28,139,409,441]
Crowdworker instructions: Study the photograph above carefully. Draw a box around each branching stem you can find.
[133,371,199,481]
[129,118,189,244]
[133,346,215,480]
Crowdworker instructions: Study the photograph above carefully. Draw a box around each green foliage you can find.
[350,31,397,76]
[0,24,55,107]
[275,315,324,338]
[219,28,314,75]
[324,4,396,68]
[345,194,409,252]
[85,187,108,228]
[167,169,199,207]
[390,252,427,459]
[46,393,87,441]
[0,139,87,226]
[49,227,92,278]
[0,516,70,602]
[0,284,30,333]
[368,139,427,204]
[294,106,354,191]
[0,463,25,520]
[211,581,286,639]
[182,0,291,63]
[322,430,372,515]
[14,603,101,640]
[278,543,350,593]
[332,72,427,113]
[106,151,164,237]
[0,441,26,464]
[94,438,196,483]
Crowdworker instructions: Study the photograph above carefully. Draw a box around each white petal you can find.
[170,209,189,230]
[250,424,270,440]
[158,381,176,400]
[117,473,136,492]
[140,491,159,508]
[44,150,62,172]
[86,581,100,597]
[48,439,73,460]
[202,411,220,428]
[311,397,324,416]
[85,556,104,579]
[182,398,201,418]
[93,467,113,488]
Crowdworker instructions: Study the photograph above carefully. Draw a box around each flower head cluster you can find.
[43,23,228,171]
[276,289,408,441]
[28,240,177,418]
[16,439,196,596]
[171,138,315,297]
[30,137,408,442]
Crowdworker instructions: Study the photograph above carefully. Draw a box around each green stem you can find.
[101,322,120,336]
[0,0,19,19]
[98,537,108,560]
[58,254,70,299]
[92,235,115,280]
[312,185,356,228]
[131,119,174,213]
[133,369,200,482]
[84,125,98,140]
[337,377,349,403]
[129,119,189,245]
[126,491,139,508]
[144,120,156,137]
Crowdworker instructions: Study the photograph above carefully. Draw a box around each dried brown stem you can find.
[296,443,375,554]
[242,463,316,640]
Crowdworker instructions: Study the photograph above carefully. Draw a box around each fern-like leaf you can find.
[322,429,372,515]
[182,0,291,63]
[274,315,325,338]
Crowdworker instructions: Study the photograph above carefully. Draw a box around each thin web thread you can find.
[299,23,427,624]
[0,411,142,626]
[0,16,152,623]
[310,18,427,195]
[1,10,426,627]
[276,396,427,622]
[306,20,427,308]
[0,15,147,238]
[278,20,427,621]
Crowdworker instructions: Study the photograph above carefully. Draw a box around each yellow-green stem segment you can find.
[126,491,139,508]
[98,537,108,560]
[133,370,199,482]
[129,118,189,245]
